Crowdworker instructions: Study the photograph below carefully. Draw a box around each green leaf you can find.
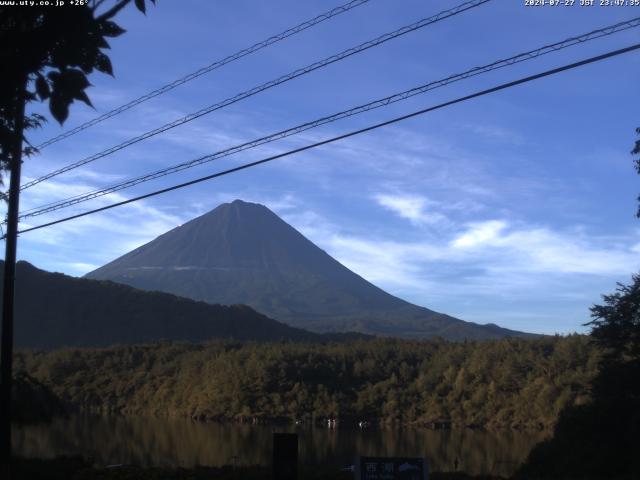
[95,52,113,76]
[100,20,126,38]
[62,69,91,91]
[134,0,146,14]
[74,90,94,108]
[78,47,97,74]
[49,95,69,124]
[96,36,111,49]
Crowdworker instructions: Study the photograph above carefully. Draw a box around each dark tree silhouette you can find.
[589,274,640,363]
[0,1,154,476]
[634,127,640,217]
[0,0,155,170]
[516,276,640,479]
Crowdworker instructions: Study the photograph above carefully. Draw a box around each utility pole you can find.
[0,76,26,479]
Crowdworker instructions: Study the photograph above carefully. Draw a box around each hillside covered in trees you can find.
[16,335,599,430]
[1,261,364,348]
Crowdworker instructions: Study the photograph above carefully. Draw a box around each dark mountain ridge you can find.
[1,260,354,349]
[86,200,532,340]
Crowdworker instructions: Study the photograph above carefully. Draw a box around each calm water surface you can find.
[14,415,548,477]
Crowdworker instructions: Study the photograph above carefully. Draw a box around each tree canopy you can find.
[634,127,640,217]
[0,0,155,175]
[15,335,599,430]
[588,274,640,363]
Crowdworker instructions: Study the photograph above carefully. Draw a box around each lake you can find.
[13,415,548,477]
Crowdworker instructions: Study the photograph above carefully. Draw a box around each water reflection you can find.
[14,415,547,477]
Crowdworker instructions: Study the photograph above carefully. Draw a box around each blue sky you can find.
[8,0,640,334]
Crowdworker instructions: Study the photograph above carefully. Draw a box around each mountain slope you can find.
[2,260,331,349]
[86,200,531,340]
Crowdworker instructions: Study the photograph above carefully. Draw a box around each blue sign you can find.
[355,456,429,480]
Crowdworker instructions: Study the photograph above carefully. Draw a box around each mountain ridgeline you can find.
[1,260,344,349]
[86,200,530,340]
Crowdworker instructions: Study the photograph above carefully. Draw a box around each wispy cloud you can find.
[374,193,448,226]
[280,200,639,333]
[13,176,190,271]
[450,220,637,276]
[452,220,507,248]
[463,123,526,145]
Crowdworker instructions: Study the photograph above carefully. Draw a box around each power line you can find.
[18,16,640,220]
[13,42,640,238]
[34,0,372,150]
[21,0,491,191]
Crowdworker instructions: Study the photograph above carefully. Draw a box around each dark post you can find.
[0,77,26,479]
[273,432,298,480]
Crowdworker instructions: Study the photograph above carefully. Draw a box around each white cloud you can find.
[12,175,191,270]
[374,193,447,226]
[451,220,508,248]
[448,221,636,276]
[281,205,639,329]
[60,262,101,275]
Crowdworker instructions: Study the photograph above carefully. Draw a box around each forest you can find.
[15,335,599,430]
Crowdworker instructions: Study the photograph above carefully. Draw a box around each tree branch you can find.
[96,0,132,21]
[92,0,108,11]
